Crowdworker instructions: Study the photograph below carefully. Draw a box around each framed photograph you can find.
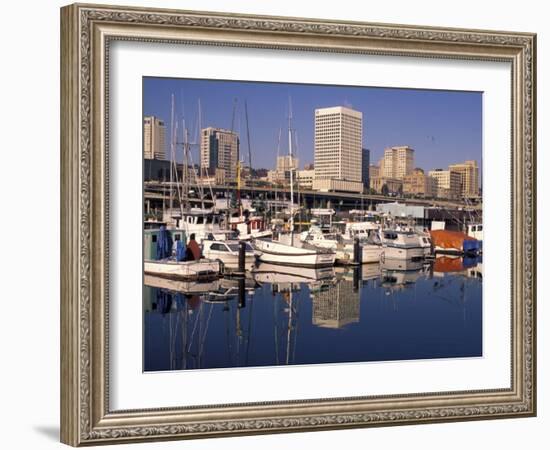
[60,3,536,446]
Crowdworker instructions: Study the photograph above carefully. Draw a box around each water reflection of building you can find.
[311,279,360,329]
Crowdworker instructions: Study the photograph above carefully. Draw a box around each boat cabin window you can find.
[210,243,228,252]
[384,232,398,240]
[196,216,204,224]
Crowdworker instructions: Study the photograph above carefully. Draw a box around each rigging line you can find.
[291,289,301,363]
[245,290,254,366]
[187,301,203,353]
[198,302,214,362]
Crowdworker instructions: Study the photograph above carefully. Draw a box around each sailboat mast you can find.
[169,94,175,221]
[288,100,294,234]
[244,100,253,190]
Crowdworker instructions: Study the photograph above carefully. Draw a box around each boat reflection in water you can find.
[144,256,483,371]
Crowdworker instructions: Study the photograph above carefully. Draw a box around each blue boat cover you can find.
[156,225,173,260]
[463,239,481,254]
[176,240,186,262]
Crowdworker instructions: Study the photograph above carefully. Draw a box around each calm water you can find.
[143,257,482,372]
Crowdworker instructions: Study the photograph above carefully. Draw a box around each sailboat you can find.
[143,96,222,280]
[253,101,336,268]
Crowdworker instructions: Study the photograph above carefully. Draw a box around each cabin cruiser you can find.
[202,239,256,270]
[166,208,225,243]
[300,223,383,264]
[228,211,272,240]
[380,229,425,260]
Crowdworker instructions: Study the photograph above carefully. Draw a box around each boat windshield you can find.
[226,243,254,253]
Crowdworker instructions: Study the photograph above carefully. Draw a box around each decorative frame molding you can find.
[60,3,536,446]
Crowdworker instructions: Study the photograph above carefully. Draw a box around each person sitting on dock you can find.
[185,233,201,261]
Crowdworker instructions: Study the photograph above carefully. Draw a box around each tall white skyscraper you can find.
[313,106,363,193]
[143,116,166,160]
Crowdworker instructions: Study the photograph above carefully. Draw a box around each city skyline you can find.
[143,77,482,173]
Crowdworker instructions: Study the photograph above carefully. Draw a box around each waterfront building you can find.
[381,146,414,179]
[311,279,360,329]
[144,158,171,182]
[362,148,370,190]
[449,160,480,198]
[312,106,363,193]
[267,169,285,184]
[297,169,315,190]
[429,169,462,199]
[313,178,365,193]
[267,155,299,185]
[200,127,239,182]
[143,116,166,160]
[197,168,225,187]
[370,176,403,195]
[403,168,437,197]
[369,164,380,179]
[277,155,299,172]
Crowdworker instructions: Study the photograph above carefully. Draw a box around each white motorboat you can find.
[228,212,273,240]
[300,223,383,264]
[254,235,336,268]
[144,258,221,280]
[300,224,340,249]
[202,239,256,270]
[380,229,425,260]
[168,209,225,243]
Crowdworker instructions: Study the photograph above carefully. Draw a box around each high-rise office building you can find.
[200,127,239,182]
[428,169,462,199]
[312,106,363,193]
[143,116,166,160]
[448,160,480,198]
[381,146,414,179]
[361,148,370,190]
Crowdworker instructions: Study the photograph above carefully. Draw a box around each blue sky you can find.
[143,77,482,171]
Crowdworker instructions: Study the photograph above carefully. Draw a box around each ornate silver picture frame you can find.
[60,3,536,446]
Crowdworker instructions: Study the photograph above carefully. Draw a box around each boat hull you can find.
[383,245,424,261]
[144,259,221,280]
[336,244,384,264]
[254,240,335,268]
